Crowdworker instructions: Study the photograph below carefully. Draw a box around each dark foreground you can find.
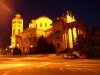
[0,55,100,75]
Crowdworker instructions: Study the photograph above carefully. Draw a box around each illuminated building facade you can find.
[10,13,23,48]
[10,11,86,53]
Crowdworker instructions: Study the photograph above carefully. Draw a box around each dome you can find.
[37,15,51,20]
[15,13,21,18]
[31,19,35,23]
[36,15,52,23]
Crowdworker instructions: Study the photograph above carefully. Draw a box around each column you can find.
[68,28,73,48]
[73,27,77,42]
[63,34,65,49]
[65,32,67,48]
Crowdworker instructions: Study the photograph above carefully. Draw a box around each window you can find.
[56,37,60,39]
[40,23,42,27]
[20,21,22,24]
[36,24,37,28]
[45,23,47,27]
[13,21,16,24]
[55,30,60,33]
[27,46,28,50]
[30,26,32,28]
[57,43,60,48]
[18,29,20,34]
[17,21,20,23]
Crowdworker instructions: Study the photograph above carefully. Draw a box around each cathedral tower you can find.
[10,13,23,48]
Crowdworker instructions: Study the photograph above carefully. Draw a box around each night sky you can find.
[0,0,100,48]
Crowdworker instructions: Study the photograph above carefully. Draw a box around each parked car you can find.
[78,54,87,59]
[63,53,78,59]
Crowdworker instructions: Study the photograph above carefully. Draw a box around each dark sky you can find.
[0,0,100,48]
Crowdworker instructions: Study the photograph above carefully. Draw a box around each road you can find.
[0,55,100,75]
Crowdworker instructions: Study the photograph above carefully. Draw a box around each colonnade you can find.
[63,27,78,49]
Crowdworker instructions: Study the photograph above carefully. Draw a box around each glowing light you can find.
[66,11,76,23]
[30,45,33,48]
[73,27,77,42]
[68,28,73,48]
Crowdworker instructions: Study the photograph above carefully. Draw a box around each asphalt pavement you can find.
[0,55,100,75]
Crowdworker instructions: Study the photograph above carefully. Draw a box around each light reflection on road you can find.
[0,63,30,70]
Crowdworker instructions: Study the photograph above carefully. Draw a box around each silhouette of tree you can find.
[13,46,22,55]
[48,43,55,53]
[37,35,48,54]
[74,27,100,59]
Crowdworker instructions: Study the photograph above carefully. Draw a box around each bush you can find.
[13,46,22,55]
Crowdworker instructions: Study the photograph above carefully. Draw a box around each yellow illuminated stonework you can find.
[10,13,23,48]
[73,27,77,42]
[29,16,52,30]
[66,11,76,23]
[68,28,73,48]
[28,16,52,38]
[10,11,85,53]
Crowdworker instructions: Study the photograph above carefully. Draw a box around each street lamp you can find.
[30,45,33,48]
[5,48,7,51]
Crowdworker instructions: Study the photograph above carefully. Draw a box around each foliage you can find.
[28,47,34,54]
[0,47,11,55]
[28,47,38,54]
[74,27,100,59]
[48,43,55,53]
[28,35,56,54]
[0,48,5,55]
[37,35,48,54]
[13,46,22,55]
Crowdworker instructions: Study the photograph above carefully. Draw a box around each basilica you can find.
[10,11,86,53]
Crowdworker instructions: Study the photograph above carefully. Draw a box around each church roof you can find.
[66,21,86,29]
[36,15,52,21]
[38,15,49,18]
[22,28,36,33]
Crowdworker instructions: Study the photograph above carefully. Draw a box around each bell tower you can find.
[10,13,23,48]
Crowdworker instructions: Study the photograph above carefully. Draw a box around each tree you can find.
[74,35,87,54]
[37,35,48,54]
[13,46,22,55]
[28,47,34,54]
[74,27,100,59]
[28,36,56,54]
[48,43,55,53]
[36,35,56,54]
[28,46,38,54]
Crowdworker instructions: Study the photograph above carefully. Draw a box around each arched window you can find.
[57,43,60,48]
[45,23,47,27]
[18,29,20,34]
[36,24,37,28]
[30,26,32,28]
[55,30,60,33]
[40,23,42,27]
